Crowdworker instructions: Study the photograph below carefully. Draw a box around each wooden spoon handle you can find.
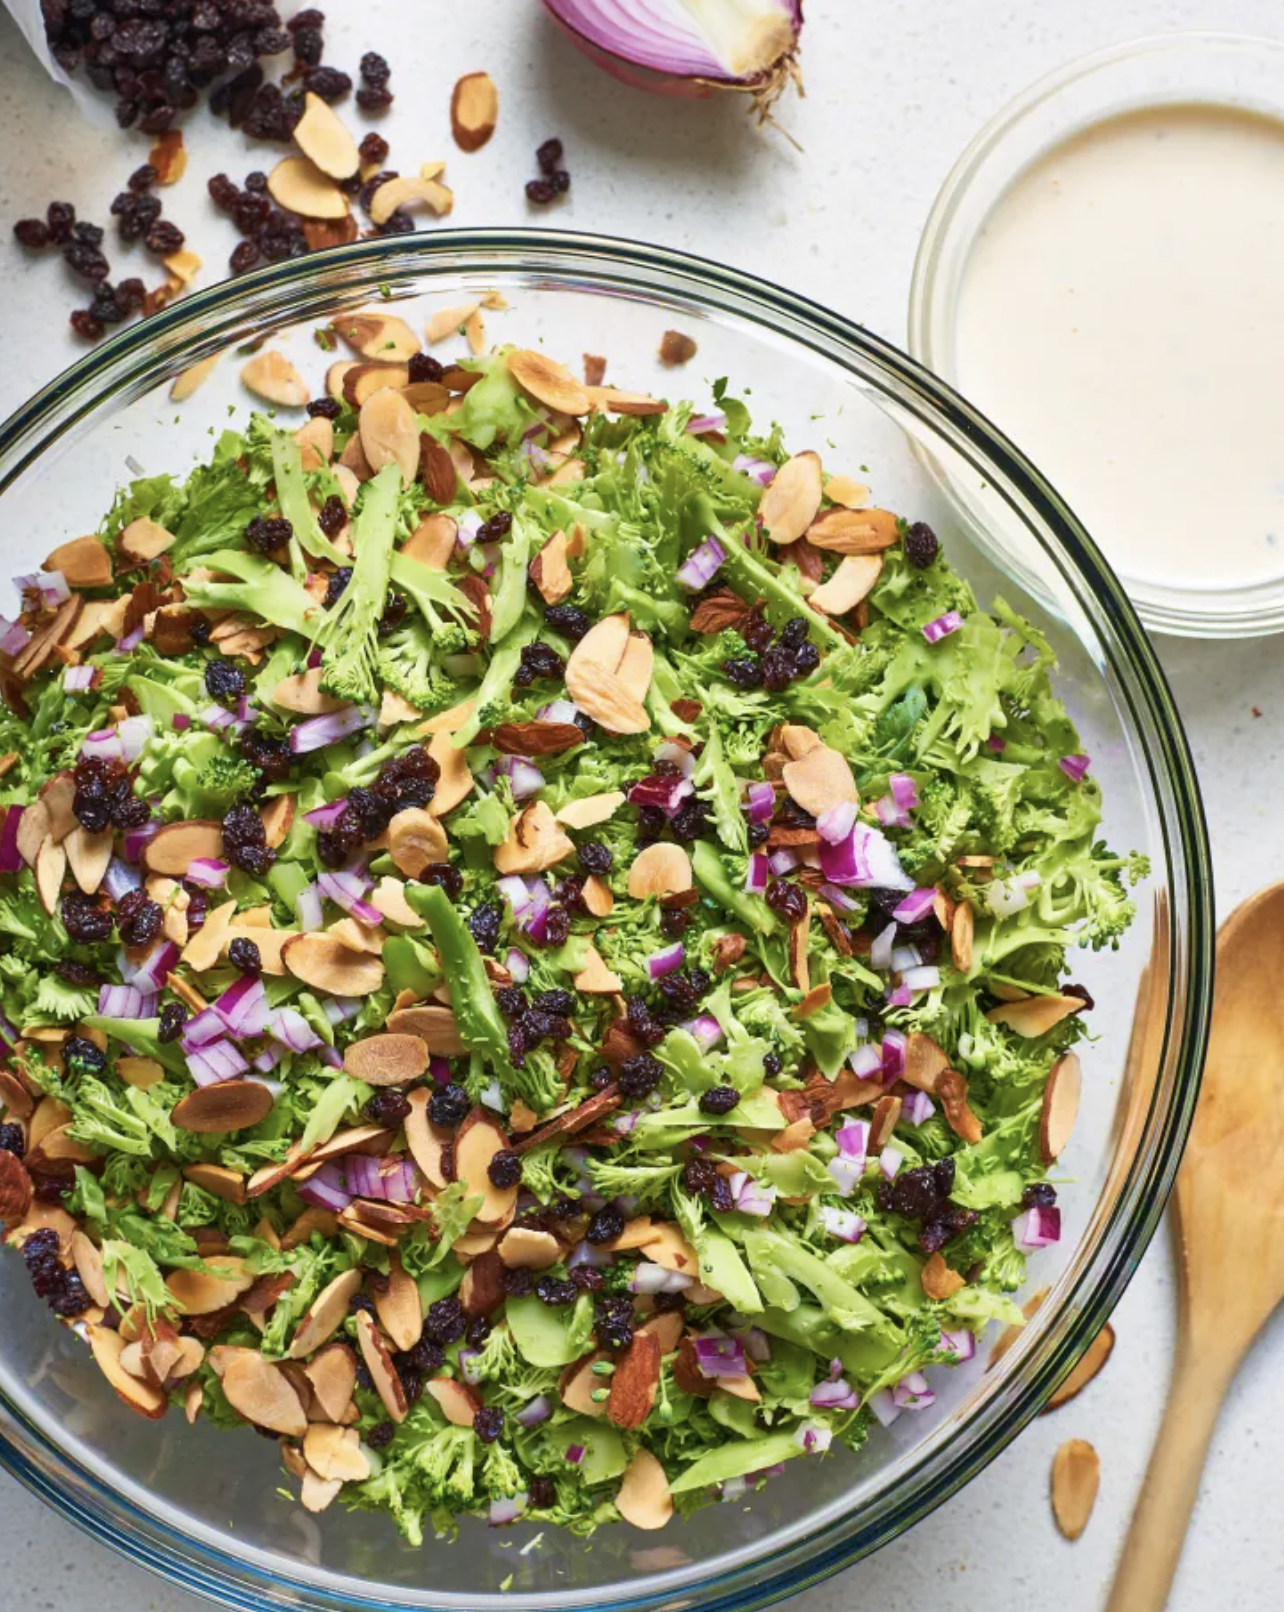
[1105,1343,1237,1612]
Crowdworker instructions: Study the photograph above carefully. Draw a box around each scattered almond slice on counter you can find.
[293,92,360,179]
[1044,1322,1116,1413]
[370,175,454,227]
[241,351,309,407]
[1051,1439,1100,1540]
[426,302,482,344]
[451,71,499,151]
[268,156,351,219]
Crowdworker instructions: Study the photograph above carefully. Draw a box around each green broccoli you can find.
[178,549,323,639]
[1034,841,1149,951]
[375,621,469,714]
[190,751,259,812]
[315,464,401,705]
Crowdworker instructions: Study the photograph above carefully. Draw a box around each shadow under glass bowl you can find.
[0,230,1212,1612]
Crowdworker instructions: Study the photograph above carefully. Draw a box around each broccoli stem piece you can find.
[179,550,323,640]
[691,841,777,936]
[408,883,516,1078]
[270,431,347,574]
[315,464,400,705]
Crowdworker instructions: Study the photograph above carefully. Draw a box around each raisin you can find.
[903,521,938,568]
[477,511,512,544]
[793,641,821,677]
[144,219,185,256]
[596,1310,633,1351]
[291,25,323,65]
[116,889,163,948]
[625,996,665,1049]
[73,777,113,833]
[683,1157,716,1195]
[366,1422,395,1450]
[204,658,246,706]
[721,654,763,689]
[359,131,390,166]
[586,1204,624,1245]
[495,988,527,1020]
[323,566,352,608]
[488,1150,522,1189]
[14,219,50,249]
[619,1052,664,1099]
[766,879,807,922]
[534,989,574,1017]
[240,731,291,782]
[428,1084,470,1128]
[46,202,75,243]
[128,164,158,193]
[535,1275,577,1307]
[525,179,557,206]
[549,170,571,195]
[63,240,111,282]
[407,351,443,384]
[742,615,774,654]
[158,1002,187,1044]
[69,309,104,341]
[710,1174,735,1213]
[424,1295,466,1344]
[62,890,112,943]
[660,907,691,940]
[528,1475,556,1509]
[762,645,795,692]
[570,1266,603,1292]
[536,138,564,175]
[422,864,464,901]
[468,900,503,953]
[64,1035,107,1076]
[502,1267,533,1298]
[670,797,711,843]
[222,802,275,876]
[699,1084,740,1116]
[356,84,393,111]
[513,640,565,687]
[55,959,100,988]
[575,840,612,876]
[0,1124,25,1158]
[228,936,262,975]
[473,1405,503,1444]
[762,1052,782,1077]
[1021,1182,1058,1211]
[364,1089,411,1129]
[49,1271,92,1317]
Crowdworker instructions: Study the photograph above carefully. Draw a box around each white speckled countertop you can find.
[0,1,1281,1607]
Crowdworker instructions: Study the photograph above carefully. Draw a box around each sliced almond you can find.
[268,155,349,219]
[615,631,655,704]
[951,900,975,973]
[356,1310,408,1422]
[507,350,591,417]
[303,1342,358,1423]
[388,1005,464,1056]
[904,1032,950,1093]
[241,351,309,408]
[35,838,66,915]
[565,660,649,735]
[530,529,573,604]
[114,1055,163,1091]
[404,512,459,569]
[223,1351,308,1436]
[300,1470,342,1513]
[1051,1439,1100,1540]
[71,1229,111,1307]
[404,1087,451,1187]
[760,451,823,545]
[15,800,51,867]
[343,1033,429,1087]
[288,1268,363,1359]
[283,933,385,995]
[585,386,667,417]
[426,1376,481,1428]
[986,995,1085,1037]
[426,729,474,817]
[426,302,481,345]
[607,1331,662,1429]
[88,1325,167,1419]
[118,516,176,566]
[182,1163,247,1205]
[568,611,630,671]
[921,1251,966,1300]
[1045,1323,1115,1413]
[171,1079,275,1134]
[330,312,421,362]
[616,1448,673,1530]
[373,1253,423,1353]
[451,71,498,151]
[627,842,693,900]
[170,353,219,402]
[359,388,420,488]
[823,474,871,509]
[304,1422,370,1481]
[144,819,224,877]
[638,1222,699,1276]
[386,807,449,876]
[65,825,113,894]
[581,874,614,917]
[167,1256,254,1315]
[1040,1052,1081,1164]
[260,794,294,851]
[326,917,387,956]
[560,1353,610,1418]
[808,554,883,616]
[870,1093,902,1150]
[497,1226,562,1269]
[454,1109,519,1225]
[782,743,857,817]
[39,773,76,842]
[370,174,453,225]
[494,801,576,875]
[806,507,899,553]
[369,876,423,928]
[45,535,113,588]
[572,942,623,994]
[294,91,359,179]
[557,792,625,832]
[788,906,811,993]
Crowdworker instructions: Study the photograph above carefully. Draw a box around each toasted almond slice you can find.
[426,1376,481,1428]
[372,1253,423,1353]
[567,611,630,674]
[781,743,858,817]
[1051,1439,1100,1540]
[404,512,459,569]
[242,350,309,407]
[607,1331,662,1429]
[45,535,113,588]
[404,1088,451,1187]
[565,660,650,735]
[167,1256,254,1315]
[287,1268,363,1360]
[15,800,51,867]
[507,350,591,417]
[870,1093,902,1150]
[426,729,474,817]
[283,933,385,995]
[71,1229,111,1307]
[808,554,883,616]
[31,1123,98,1165]
[172,1079,275,1134]
[921,1250,966,1300]
[806,507,899,553]
[88,1325,167,1419]
[455,1109,519,1225]
[823,474,871,508]
[260,794,294,851]
[294,91,359,178]
[1045,1322,1115,1413]
[300,1470,343,1513]
[616,1448,673,1530]
[760,451,823,544]
[28,1095,71,1150]
[359,388,420,488]
[388,1005,463,1056]
[387,806,449,875]
[64,825,113,894]
[903,1032,950,1093]
[331,312,421,361]
[1040,1052,1082,1163]
[170,353,219,402]
[717,1373,761,1403]
[637,1310,685,1355]
[356,1310,407,1422]
[39,773,76,843]
[345,360,412,408]
[294,415,335,472]
[426,302,481,344]
[530,529,573,605]
[370,174,453,225]
[788,906,811,994]
[494,801,576,875]
[304,1421,370,1481]
[986,994,1085,1037]
[560,1353,609,1417]
[627,842,693,900]
[303,1342,358,1422]
[572,942,623,994]
[344,1033,429,1087]
[223,1351,308,1436]
[118,516,176,565]
[585,386,667,416]
[35,838,66,915]
[451,71,499,150]
[268,155,349,219]
[581,874,614,917]
[380,688,424,728]
[369,876,423,928]
[557,791,625,830]
[113,1055,163,1091]
[464,308,486,354]
[951,900,975,972]
[615,631,655,704]
[638,1222,699,1276]
[182,1163,247,1204]
[497,1226,562,1269]
[144,820,224,878]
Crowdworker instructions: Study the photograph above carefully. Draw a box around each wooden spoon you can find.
[1106,881,1284,1612]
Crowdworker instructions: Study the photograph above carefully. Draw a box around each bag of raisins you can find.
[3,0,115,125]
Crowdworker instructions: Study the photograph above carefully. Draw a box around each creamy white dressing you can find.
[955,104,1284,591]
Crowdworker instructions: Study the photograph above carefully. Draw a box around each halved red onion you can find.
[122,819,160,863]
[873,794,911,830]
[96,983,156,1019]
[902,1090,935,1126]
[0,807,22,874]
[939,1328,976,1363]
[82,728,126,765]
[133,939,180,993]
[744,851,769,894]
[1058,753,1091,783]
[0,618,31,657]
[818,881,859,913]
[794,1421,834,1454]
[818,1207,866,1245]
[496,755,545,801]
[728,1171,775,1216]
[102,856,142,902]
[215,975,272,1038]
[505,947,530,984]
[187,1039,249,1086]
[497,874,533,916]
[429,1056,452,1085]
[816,801,857,845]
[516,878,552,941]
[693,1334,748,1378]
[289,704,371,755]
[515,1395,552,1428]
[186,857,230,890]
[379,1157,418,1203]
[892,1371,936,1411]
[646,942,685,980]
[63,665,99,693]
[878,1145,903,1180]
[889,774,919,812]
[304,797,350,829]
[1012,1205,1061,1249]
[676,534,727,591]
[630,1261,692,1295]
[868,920,897,973]
[269,1007,323,1054]
[295,883,324,933]
[686,412,727,436]
[881,1030,907,1080]
[987,734,1007,753]
[733,1326,773,1363]
[299,1160,353,1212]
[254,1045,283,1075]
[891,887,936,925]
[733,454,777,486]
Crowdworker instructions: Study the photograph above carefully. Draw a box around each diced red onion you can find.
[835,1118,869,1161]
[874,795,911,830]
[0,807,22,874]
[479,1077,505,1112]
[734,1327,773,1363]
[169,711,191,732]
[496,755,545,801]
[794,1421,834,1455]
[818,822,912,891]
[63,665,99,693]
[892,1371,936,1411]
[987,878,1030,919]
[646,942,685,980]
[686,412,727,436]
[299,1160,353,1212]
[734,454,777,486]
[816,802,857,845]
[186,857,229,890]
[507,1396,550,1436]
[767,847,797,876]
[123,819,159,863]
[902,964,941,992]
[564,1445,586,1466]
[82,728,126,765]
[133,939,179,993]
[116,715,154,763]
[679,1013,723,1049]
[456,509,484,548]
[654,741,696,779]
[613,1109,640,1136]
[628,773,693,817]
[728,1171,776,1217]
[568,1239,614,1271]
[318,870,384,928]
[892,887,936,925]
[890,944,921,974]
[922,610,964,645]
[269,1007,323,1054]
[720,1476,748,1502]
[517,878,552,941]
[818,881,860,913]
[809,1375,860,1408]
[744,781,775,823]
[115,625,145,654]
[819,1207,866,1244]
[0,618,31,657]
[322,996,362,1026]
[986,735,1007,753]
[940,1328,976,1363]
[96,983,156,1019]
[827,1156,863,1196]
[187,1039,249,1086]
[505,947,530,984]
[304,797,350,829]
[254,1046,283,1074]
[676,534,728,591]
[866,1389,901,1428]
[200,700,253,736]
[693,1335,749,1378]
[102,856,142,902]
[16,569,70,609]
[630,1261,692,1295]
[215,975,272,1038]
[848,1043,883,1080]
[289,704,371,755]
[889,774,919,812]
[296,883,324,933]
[321,1045,342,1069]
[497,874,532,916]
[869,920,897,973]
[744,852,769,894]
[886,982,913,1008]
[1012,1205,1061,1248]
[536,698,579,724]
[902,1090,935,1126]
[1058,753,1091,783]
[181,1006,227,1050]
[429,1056,452,1086]
[879,1146,903,1180]
[880,1030,907,1082]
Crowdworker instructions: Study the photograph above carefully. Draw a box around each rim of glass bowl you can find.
[0,230,1213,1612]
[908,30,1284,638]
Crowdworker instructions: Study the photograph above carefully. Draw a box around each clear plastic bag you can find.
[4,0,117,125]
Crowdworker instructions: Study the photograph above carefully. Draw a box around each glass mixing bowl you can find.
[0,231,1211,1612]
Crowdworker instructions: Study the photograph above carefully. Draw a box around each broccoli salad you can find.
[0,319,1145,1540]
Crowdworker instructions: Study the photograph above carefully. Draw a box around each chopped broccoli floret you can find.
[316,465,401,705]
[375,621,470,714]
